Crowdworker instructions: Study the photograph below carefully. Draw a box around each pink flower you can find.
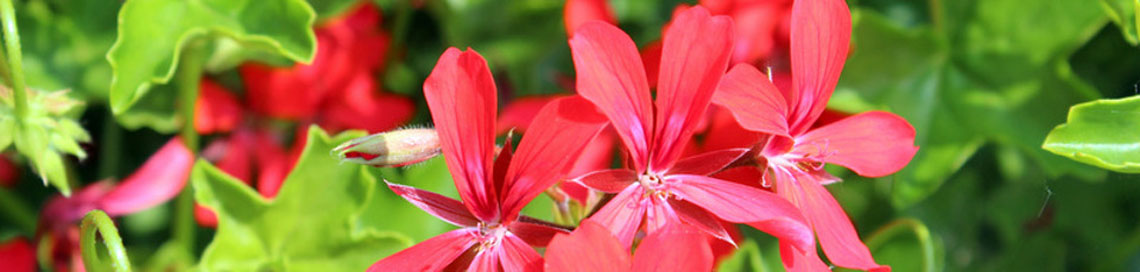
[368,48,607,271]
[544,219,714,272]
[567,6,813,252]
[712,0,917,271]
[36,139,193,272]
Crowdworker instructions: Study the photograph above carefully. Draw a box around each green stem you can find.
[172,41,207,256]
[0,187,36,235]
[97,111,123,179]
[80,210,132,272]
[864,218,936,272]
[0,0,28,117]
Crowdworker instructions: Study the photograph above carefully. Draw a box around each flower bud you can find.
[333,128,441,167]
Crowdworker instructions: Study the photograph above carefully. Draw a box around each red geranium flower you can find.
[567,6,813,252]
[368,48,607,271]
[712,0,917,271]
[544,219,714,272]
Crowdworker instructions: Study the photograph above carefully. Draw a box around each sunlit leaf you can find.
[193,126,410,271]
[1042,95,1140,173]
[107,0,317,114]
[1101,0,1140,45]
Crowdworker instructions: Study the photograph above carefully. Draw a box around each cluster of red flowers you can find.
[368,0,916,271]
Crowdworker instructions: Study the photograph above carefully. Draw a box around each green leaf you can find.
[357,157,458,243]
[1042,95,1140,173]
[1101,0,1140,45]
[107,0,317,114]
[17,0,120,100]
[307,0,360,21]
[193,126,411,271]
[717,240,771,272]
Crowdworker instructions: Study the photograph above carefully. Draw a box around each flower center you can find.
[638,172,674,199]
[475,222,508,252]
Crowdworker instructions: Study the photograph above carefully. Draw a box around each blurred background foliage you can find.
[0,0,1138,271]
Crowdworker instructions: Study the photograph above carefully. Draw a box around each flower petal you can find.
[0,237,35,272]
[787,0,852,134]
[563,0,616,37]
[368,228,478,272]
[544,220,632,272]
[590,185,647,248]
[496,96,563,134]
[497,234,544,272]
[194,79,243,134]
[774,169,888,271]
[571,169,637,193]
[385,181,480,228]
[467,251,498,272]
[651,6,735,171]
[668,148,750,176]
[630,224,714,272]
[712,64,790,136]
[318,72,414,133]
[424,47,500,222]
[508,217,572,247]
[668,174,814,251]
[501,96,608,219]
[99,138,193,216]
[795,111,917,177]
[778,240,831,272]
[569,21,654,171]
[668,198,734,246]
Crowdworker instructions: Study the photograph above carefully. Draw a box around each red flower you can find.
[712,0,917,271]
[368,48,607,271]
[36,139,193,272]
[700,0,793,65]
[544,219,714,272]
[0,154,19,188]
[567,6,813,252]
[0,237,36,272]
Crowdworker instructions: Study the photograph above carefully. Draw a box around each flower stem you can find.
[0,0,28,117]
[864,218,937,272]
[0,186,36,235]
[80,210,132,272]
[172,40,207,256]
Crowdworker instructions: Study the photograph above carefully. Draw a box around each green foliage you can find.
[0,88,89,196]
[1043,95,1140,173]
[106,0,317,116]
[835,0,1109,208]
[1101,0,1140,45]
[192,126,410,271]
[16,0,120,100]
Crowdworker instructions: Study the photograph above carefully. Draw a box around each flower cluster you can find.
[358,0,917,271]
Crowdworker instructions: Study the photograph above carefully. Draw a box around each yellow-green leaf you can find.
[1043,95,1140,173]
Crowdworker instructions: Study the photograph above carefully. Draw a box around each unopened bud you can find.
[333,128,441,167]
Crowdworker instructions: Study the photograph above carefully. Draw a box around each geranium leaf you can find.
[193,126,411,271]
[1042,95,1140,173]
[1101,0,1140,46]
[107,0,317,114]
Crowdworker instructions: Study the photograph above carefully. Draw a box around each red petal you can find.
[589,186,646,248]
[668,148,749,176]
[567,128,618,178]
[630,224,714,272]
[194,204,219,228]
[99,138,193,216]
[650,6,735,171]
[424,47,500,222]
[640,41,663,88]
[787,0,852,134]
[194,79,242,134]
[368,228,478,271]
[496,96,563,134]
[571,169,637,193]
[240,63,324,120]
[778,240,831,272]
[668,198,734,246]
[569,22,654,172]
[544,220,632,272]
[0,237,35,272]
[712,64,791,136]
[795,111,917,177]
[318,72,414,133]
[773,169,887,271]
[466,251,499,272]
[563,0,616,37]
[507,219,571,247]
[668,174,813,252]
[501,96,608,218]
[386,182,480,227]
[497,234,544,272]
[701,106,766,152]
[0,155,20,188]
